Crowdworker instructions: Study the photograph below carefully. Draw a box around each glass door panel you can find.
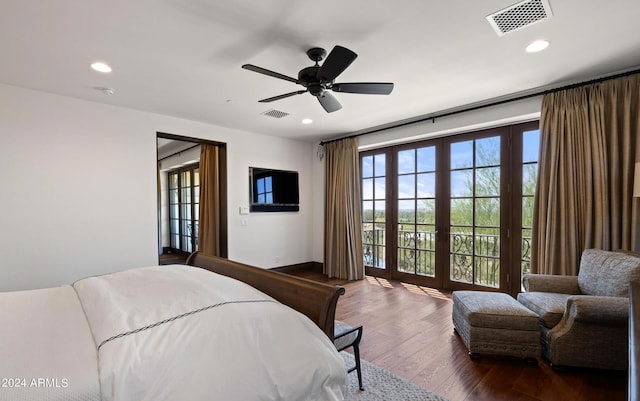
[521,129,540,278]
[449,136,502,288]
[396,146,437,277]
[362,153,386,269]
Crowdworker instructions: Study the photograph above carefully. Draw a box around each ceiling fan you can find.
[242,45,394,113]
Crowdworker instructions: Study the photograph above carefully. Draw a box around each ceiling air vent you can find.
[486,0,553,37]
[261,109,290,119]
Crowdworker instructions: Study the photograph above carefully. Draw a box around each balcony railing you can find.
[363,227,532,285]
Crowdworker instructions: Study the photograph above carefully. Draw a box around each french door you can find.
[168,164,200,254]
[361,122,539,293]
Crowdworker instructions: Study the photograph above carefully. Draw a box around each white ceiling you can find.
[2,0,640,143]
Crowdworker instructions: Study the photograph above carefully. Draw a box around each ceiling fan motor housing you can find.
[298,66,321,86]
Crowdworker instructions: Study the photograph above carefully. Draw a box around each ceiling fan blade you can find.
[242,64,298,84]
[332,82,394,95]
[258,90,307,103]
[317,45,357,82]
[317,91,342,113]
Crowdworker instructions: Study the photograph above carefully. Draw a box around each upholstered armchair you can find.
[517,249,640,370]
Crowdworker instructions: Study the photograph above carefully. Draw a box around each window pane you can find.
[170,219,179,234]
[374,201,386,222]
[475,227,500,256]
[182,236,191,252]
[169,189,178,204]
[522,196,535,227]
[450,226,473,283]
[169,173,178,189]
[523,163,538,196]
[181,188,191,203]
[475,136,500,166]
[184,221,194,236]
[193,169,200,186]
[398,200,415,223]
[398,149,415,174]
[451,141,473,169]
[194,187,200,203]
[450,198,472,226]
[398,224,415,248]
[416,225,436,250]
[522,229,533,267]
[417,146,435,172]
[417,199,435,224]
[362,201,374,222]
[181,204,191,220]
[417,172,435,197]
[451,170,473,197]
[362,178,374,200]
[523,130,540,163]
[181,171,190,187]
[362,156,374,178]
[475,167,500,196]
[475,198,500,227]
[398,175,415,199]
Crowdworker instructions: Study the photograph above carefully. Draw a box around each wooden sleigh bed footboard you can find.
[186,252,345,340]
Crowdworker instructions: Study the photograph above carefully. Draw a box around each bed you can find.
[0,253,347,401]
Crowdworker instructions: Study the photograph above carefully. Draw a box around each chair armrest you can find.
[566,295,629,324]
[523,274,580,294]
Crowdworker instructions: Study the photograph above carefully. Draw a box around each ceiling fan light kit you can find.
[242,45,394,113]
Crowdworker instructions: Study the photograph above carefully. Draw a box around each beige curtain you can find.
[324,138,364,280]
[197,144,221,256]
[532,74,640,275]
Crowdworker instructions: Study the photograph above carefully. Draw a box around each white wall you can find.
[0,83,317,291]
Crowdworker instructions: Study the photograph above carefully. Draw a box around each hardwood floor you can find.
[288,269,627,401]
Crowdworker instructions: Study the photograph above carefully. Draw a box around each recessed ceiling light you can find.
[302,118,313,124]
[91,62,112,73]
[526,40,549,53]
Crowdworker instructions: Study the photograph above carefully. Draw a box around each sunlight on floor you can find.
[364,276,451,300]
[365,276,394,288]
[400,283,451,300]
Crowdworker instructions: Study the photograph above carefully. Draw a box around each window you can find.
[168,164,199,253]
[360,121,539,294]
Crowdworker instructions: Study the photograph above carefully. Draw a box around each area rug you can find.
[342,352,449,401]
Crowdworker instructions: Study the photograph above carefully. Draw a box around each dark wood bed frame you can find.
[186,252,345,340]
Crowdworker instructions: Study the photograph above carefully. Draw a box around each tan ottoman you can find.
[452,290,540,360]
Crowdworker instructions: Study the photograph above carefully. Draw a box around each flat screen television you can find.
[249,167,299,212]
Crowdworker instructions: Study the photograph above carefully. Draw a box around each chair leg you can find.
[353,343,364,391]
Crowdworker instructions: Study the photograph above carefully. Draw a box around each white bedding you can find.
[1,265,347,401]
[0,286,100,401]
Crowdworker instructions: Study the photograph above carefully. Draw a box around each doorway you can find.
[157,132,228,263]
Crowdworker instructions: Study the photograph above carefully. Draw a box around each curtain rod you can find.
[319,67,640,146]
